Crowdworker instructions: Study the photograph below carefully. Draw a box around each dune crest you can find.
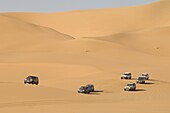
[84,26,170,56]
[1,0,170,38]
[0,15,74,52]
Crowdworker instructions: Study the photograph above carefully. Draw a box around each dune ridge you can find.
[84,25,170,56]
[0,14,74,52]
[1,0,170,38]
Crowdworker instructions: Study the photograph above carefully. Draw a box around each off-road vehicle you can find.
[124,82,136,91]
[136,76,145,84]
[24,76,39,85]
[121,72,132,79]
[86,84,95,92]
[141,73,149,80]
[78,86,91,94]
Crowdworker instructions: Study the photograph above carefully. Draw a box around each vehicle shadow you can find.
[144,82,155,85]
[123,78,137,80]
[149,79,170,84]
[149,79,158,81]
[89,90,104,95]
[134,89,146,92]
[93,90,104,92]
[89,92,101,95]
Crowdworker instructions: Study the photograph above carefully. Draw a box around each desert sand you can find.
[0,0,170,113]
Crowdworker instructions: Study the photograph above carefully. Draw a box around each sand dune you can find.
[85,26,170,56]
[0,0,170,113]
[2,0,170,38]
[0,14,74,52]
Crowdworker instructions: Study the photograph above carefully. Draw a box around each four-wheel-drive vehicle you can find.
[124,82,136,91]
[22,71,149,93]
[136,76,145,84]
[24,76,39,85]
[121,72,132,79]
[141,73,149,80]
[86,84,95,92]
[78,86,91,94]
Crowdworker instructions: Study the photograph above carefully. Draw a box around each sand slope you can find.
[0,14,74,52]
[0,0,170,113]
[85,26,170,56]
[2,0,170,38]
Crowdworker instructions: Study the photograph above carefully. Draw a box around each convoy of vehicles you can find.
[22,72,150,94]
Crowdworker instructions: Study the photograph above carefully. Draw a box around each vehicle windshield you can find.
[80,87,85,90]
[28,75,37,78]
[141,74,146,76]
[127,84,134,86]
[124,73,130,75]
[27,76,33,79]
[138,77,144,80]
[86,85,93,87]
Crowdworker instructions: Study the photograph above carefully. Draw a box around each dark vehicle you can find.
[86,84,94,92]
[136,76,145,84]
[78,86,91,94]
[24,76,39,85]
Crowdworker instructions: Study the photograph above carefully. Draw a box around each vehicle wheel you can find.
[85,92,89,94]
[87,91,90,94]
[129,77,131,79]
[136,81,138,84]
[121,77,123,79]
[124,89,126,91]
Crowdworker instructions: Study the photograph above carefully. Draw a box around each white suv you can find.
[121,72,132,79]
[141,73,149,80]
[124,82,136,91]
